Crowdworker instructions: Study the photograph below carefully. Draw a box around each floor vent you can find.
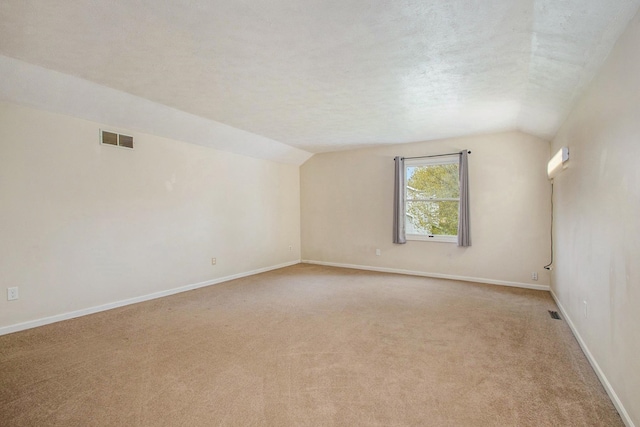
[548,310,561,320]
[101,130,134,149]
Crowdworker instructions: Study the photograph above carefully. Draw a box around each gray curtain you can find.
[457,150,471,247]
[393,156,406,244]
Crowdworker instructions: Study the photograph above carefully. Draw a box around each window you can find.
[405,155,459,242]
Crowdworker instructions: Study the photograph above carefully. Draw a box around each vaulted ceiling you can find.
[1,0,639,154]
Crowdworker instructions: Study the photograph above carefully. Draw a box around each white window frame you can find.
[405,155,459,243]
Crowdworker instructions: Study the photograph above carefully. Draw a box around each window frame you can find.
[404,155,460,243]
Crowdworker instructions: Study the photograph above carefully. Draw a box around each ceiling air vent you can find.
[100,130,134,149]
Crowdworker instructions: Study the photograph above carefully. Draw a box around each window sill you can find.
[406,234,457,243]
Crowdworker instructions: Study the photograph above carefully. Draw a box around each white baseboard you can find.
[550,290,635,427]
[302,260,550,291]
[0,260,300,336]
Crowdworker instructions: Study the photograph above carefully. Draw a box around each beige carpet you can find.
[0,264,622,426]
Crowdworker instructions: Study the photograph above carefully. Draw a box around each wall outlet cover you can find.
[7,287,19,301]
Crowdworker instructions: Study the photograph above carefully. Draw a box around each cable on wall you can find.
[544,182,554,270]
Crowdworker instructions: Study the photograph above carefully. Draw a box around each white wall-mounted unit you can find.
[547,146,569,179]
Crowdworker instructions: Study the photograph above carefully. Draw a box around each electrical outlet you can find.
[583,300,588,319]
[7,287,19,301]
[289,245,292,251]
[531,272,538,281]
[375,249,381,256]
[211,258,217,265]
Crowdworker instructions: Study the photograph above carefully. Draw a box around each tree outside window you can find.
[405,156,459,241]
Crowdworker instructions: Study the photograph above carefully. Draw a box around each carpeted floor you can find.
[0,264,622,426]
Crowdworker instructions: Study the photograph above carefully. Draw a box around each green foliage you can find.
[406,163,459,236]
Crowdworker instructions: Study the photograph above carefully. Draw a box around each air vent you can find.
[101,130,134,149]
[548,310,561,320]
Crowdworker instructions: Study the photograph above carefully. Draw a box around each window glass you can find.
[405,157,459,240]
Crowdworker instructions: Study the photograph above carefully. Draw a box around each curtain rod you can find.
[398,150,471,161]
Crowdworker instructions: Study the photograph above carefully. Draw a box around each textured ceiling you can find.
[1,0,639,153]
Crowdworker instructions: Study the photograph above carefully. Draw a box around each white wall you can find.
[0,56,313,165]
[301,131,551,288]
[0,101,301,330]
[550,10,640,426]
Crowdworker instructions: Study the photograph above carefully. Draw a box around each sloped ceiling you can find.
[1,0,639,154]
